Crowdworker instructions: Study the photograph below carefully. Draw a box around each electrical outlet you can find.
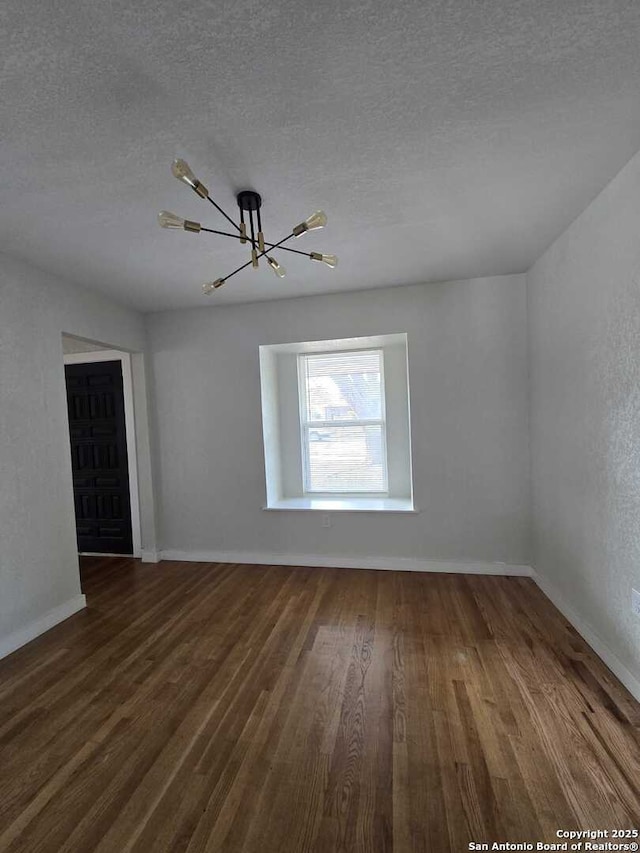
[632,588,640,617]
[322,514,331,528]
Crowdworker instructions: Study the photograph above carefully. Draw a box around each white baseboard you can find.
[79,551,133,558]
[533,570,640,703]
[0,594,87,661]
[159,549,532,576]
[141,549,160,563]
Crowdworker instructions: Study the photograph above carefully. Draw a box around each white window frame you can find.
[259,333,415,513]
[297,348,389,496]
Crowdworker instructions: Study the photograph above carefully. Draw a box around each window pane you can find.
[305,424,386,492]
[303,350,383,422]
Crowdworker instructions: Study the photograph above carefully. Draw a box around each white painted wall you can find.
[61,337,107,354]
[528,148,640,688]
[0,254,155,657]
[147,275,530,567]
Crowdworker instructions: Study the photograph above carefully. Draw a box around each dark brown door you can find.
[65,360,133,555]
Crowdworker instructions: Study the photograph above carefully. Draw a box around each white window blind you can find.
[299,349,388,494]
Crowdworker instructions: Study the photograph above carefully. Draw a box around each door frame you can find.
[63,350,142,558]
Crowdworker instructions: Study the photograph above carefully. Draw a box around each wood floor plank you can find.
[0,557,639,852]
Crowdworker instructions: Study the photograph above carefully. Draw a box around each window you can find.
[299,350,387,494]
[259,334,414,512]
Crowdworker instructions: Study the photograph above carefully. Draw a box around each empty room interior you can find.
[2,1,640,850]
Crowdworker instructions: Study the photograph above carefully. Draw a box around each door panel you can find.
[65,360,133,554]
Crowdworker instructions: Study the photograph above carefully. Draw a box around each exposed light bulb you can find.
[310,252,338,268]
[171,159,209,199]
[292,209,328,237]
[203,278,225,295]
[305,210,327,231]
[157,211,201,232]
[158,210,185,229]
[171,159,196,186]
[267,257,286,278]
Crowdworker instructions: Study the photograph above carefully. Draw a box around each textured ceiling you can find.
[2,0,640,311]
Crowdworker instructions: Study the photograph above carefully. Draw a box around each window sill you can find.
[263,497,417,513]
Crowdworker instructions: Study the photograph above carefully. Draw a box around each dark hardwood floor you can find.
[0,557,639,852]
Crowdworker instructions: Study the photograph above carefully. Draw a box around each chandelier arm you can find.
[249,209,257,252]
[220,257,256,282]
[267,245,312,258]
[201,226,248,240]
[259,231,296,255]
[205,196,242,233]
[218,232,296,285]
[200,226,312,258]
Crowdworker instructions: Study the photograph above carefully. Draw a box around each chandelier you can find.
[158,160,338,294]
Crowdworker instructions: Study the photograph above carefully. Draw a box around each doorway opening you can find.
[62,336,141,558]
